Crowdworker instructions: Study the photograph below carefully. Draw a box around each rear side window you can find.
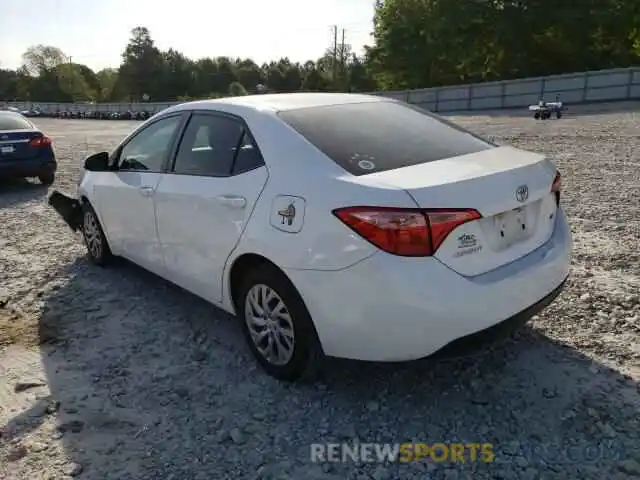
[277,101,495,176]
[0,112,33,130]
[172,113,264,177]
[173,113,244,176]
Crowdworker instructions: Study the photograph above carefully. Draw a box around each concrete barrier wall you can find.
[404,67,640,112]
[5,66,640,114]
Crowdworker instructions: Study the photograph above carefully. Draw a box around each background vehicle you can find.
[529,97,565,119]
[0,111,56,185]
[48,93,570,381]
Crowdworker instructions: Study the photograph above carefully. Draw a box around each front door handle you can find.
[215,195,246,209]
[138,186,155,197]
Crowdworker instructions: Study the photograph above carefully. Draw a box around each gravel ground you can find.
[0,112,639,480]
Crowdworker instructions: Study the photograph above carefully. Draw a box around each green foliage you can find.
[0,26,376,102]
[2,6,639,103]
[228,82,248,96]
[370,0,640,89]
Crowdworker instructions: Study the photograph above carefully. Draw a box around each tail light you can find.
[29,135,52,147]
[332,207,481,257]
[551,171,561,206]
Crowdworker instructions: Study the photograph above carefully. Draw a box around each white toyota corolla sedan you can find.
[49,93,571,381]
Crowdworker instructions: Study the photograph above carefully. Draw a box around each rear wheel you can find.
[237,263,323,382]
[81,202,113,266]
[38,172,55,186]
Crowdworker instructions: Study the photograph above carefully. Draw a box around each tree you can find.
[369,0,640,88]
[228,81,248,96]
[159,49,194,99]
[347,54,377,92]
[15,67,32,101]
[55,64,95,101]
[301,64,329,91]
[235,59,264,93]
[264,61,285,91]
[0,69,19,100]
[22,45,66,76]
[119,27,163,101]
[6,8,640,104]
[96,68,119,101]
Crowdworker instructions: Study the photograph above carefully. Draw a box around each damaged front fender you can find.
[48,190,83,232]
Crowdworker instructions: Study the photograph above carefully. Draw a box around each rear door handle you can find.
[215,195,246,209]
[138,186,155,197]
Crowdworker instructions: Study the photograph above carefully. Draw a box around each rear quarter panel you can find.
[222,112,420,300]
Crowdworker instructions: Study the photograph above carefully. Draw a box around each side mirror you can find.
[84,151,110,171]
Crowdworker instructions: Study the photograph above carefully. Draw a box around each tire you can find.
[534,112,540,120]
[237,263,324,382]
[81,202,113,266]
[556,111,562,119]
[38,172,55,186]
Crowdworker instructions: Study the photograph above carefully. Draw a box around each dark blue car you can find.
[0,111,56,185]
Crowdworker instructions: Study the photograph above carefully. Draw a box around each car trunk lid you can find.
[359,146,559,277]
[0,129,44,160]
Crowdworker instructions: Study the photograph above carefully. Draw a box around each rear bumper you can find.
[430,276,566,359]
[284,209,572,362]
[48,190,82,231]
[0,157,56,178]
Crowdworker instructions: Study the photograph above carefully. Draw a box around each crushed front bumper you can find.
[48,190,82,232]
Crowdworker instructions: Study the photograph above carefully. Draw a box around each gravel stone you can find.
[5,444,28,462]
[371,465,391,480]
[0,112,638,479]
[62,461,84,476]
[229,427,245,444]
[618,459,640,476]
[366,401,380,412]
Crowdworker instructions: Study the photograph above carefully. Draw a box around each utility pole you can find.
[331,25,338,84]
[341,29,346,67]
[340,28,346,90]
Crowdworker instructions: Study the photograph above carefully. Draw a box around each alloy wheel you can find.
[244,284,295,366]
[83,211,102,259]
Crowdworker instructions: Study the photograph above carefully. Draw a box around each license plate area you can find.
[493,205,534,250]
[1,146,15,154]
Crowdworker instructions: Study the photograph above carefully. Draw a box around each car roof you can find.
[170,92,389,114]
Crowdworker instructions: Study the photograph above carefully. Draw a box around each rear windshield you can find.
[278,101,495,176]
[0,112,33,130]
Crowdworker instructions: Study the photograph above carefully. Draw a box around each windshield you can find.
[278,100,496,176]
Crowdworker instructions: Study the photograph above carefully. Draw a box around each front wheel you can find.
[81,203,114,266]
[237,264,323,382]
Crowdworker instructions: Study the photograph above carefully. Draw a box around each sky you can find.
[0,0,376,72]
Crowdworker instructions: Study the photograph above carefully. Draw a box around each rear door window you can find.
[277,100,495,176]
[171,112,265,177]
[172,113,244,177]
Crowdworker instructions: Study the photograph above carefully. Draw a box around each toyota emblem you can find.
[515,185,529,202]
